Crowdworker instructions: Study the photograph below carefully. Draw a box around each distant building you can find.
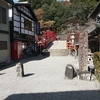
[57,0,71,6]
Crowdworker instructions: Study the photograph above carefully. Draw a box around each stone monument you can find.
[79,32,88,71]
[16,62,24,77]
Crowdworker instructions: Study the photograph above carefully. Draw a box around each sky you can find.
[13,0,18,3]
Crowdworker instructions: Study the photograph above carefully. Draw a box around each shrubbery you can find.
[93,52,100,81]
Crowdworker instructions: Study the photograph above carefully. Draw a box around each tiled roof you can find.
[88,1,100,19]
[14,2,38,21]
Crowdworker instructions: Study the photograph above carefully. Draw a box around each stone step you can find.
[48,49,69,56]
[43,40,69,56]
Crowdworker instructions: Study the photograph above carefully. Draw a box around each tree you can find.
[34,8,43,20]
[70,0,98,13]
[72,2,88,24]
[39,20,55,31]
[66,33,71,41]
[18,0,98,33]
[18,0,56,9]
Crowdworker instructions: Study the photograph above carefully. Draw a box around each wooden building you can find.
[10,2,38,59]
[88,1,100,53]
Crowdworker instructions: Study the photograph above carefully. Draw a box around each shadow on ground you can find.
[4,90,100,100]
[0,55,49,71]
[23,73,35,77]
[46,42,54,49]
[0,42,54,70]
[0,73,5,75]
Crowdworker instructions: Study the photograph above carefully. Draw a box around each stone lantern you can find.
[70,31,75,45]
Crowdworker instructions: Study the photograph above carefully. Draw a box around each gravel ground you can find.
[0,56,100,100]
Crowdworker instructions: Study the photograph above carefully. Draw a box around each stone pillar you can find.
[79,32,88,71]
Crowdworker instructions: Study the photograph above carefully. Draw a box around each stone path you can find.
[47,40,66,49]
[46,40,69,56]
[0,56,100,100]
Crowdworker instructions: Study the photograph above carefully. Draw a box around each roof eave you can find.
[14,3,38,22]
[4,0,14,5]
[88,2,100,19]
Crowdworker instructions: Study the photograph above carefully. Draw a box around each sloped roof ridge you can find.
[4,0,14,5]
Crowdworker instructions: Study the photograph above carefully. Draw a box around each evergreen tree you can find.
[18,0,99,32]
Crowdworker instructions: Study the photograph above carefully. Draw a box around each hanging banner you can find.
[36,22,40,35]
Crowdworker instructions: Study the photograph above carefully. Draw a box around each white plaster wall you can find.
[0,1,11,63]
